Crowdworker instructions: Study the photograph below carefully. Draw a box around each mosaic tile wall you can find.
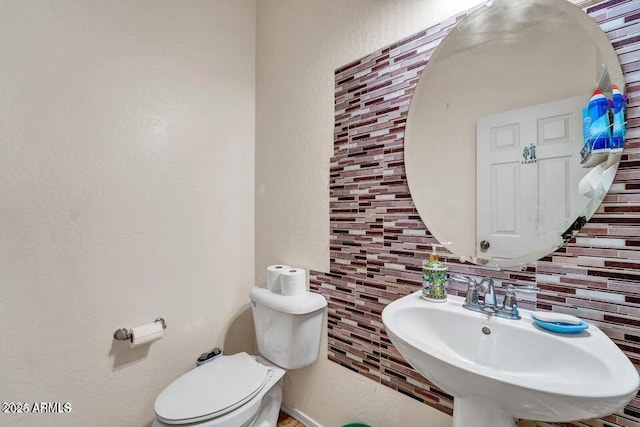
[309,1,640,426]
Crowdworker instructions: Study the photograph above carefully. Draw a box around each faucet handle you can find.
[502,285,520,319]
[503,285,517,307]
[501,284,540,319]
[494,282,541,293]
[510,284,541,293]
[450,274,479,306]
[450,274,477,286]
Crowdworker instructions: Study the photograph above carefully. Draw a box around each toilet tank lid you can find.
[250,287,327,314]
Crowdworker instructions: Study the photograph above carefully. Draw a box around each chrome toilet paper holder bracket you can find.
[113,318,167,341]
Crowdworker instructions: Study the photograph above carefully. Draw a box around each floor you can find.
[277,411,304,427]
[277,410,548,426]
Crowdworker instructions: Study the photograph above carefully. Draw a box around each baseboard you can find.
[280,402,322,427]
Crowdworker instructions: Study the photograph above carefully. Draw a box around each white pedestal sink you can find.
[381,291,639,427]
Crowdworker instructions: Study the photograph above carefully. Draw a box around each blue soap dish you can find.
[531,316,589,334]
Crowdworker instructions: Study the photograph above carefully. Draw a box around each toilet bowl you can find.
[153,287,326,427]
[153,353,285,427]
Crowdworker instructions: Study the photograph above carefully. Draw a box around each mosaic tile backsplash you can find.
[309,1,640,426]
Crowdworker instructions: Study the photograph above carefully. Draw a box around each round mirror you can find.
[405,0,625,268]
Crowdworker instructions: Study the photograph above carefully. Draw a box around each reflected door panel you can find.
[477,96,588,261]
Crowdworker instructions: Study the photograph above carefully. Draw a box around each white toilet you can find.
[153,287,327,427]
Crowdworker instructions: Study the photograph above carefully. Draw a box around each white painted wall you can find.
[0,1,255,426]
[255,1,481,425]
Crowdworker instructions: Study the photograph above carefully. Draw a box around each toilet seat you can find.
[154,353,271,425]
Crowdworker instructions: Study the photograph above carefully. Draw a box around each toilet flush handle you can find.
[196,348,223,366]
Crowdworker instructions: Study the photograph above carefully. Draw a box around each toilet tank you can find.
[250,287,327,369]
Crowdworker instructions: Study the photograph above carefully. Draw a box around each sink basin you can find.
[382,291,639,427]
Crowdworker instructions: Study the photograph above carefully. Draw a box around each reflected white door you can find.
[476,96,588,261]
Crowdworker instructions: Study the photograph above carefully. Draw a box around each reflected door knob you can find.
[480,240,490,251]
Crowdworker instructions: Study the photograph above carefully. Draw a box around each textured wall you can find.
[255,1,483,426]
[0,1,255,426]
[311,1,640,426]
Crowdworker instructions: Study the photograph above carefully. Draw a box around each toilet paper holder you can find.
[113,318,167,341]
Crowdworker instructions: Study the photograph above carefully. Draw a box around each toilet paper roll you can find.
[267,265,291,293]
[578,174,595,198]
[280,268,307,296]
[579,164,605,198]
[129,321,164,348]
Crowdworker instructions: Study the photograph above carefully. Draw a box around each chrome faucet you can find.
[478,277,497,310]
[450,274,540,320]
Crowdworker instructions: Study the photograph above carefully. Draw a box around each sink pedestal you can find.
[453,398,516,427]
